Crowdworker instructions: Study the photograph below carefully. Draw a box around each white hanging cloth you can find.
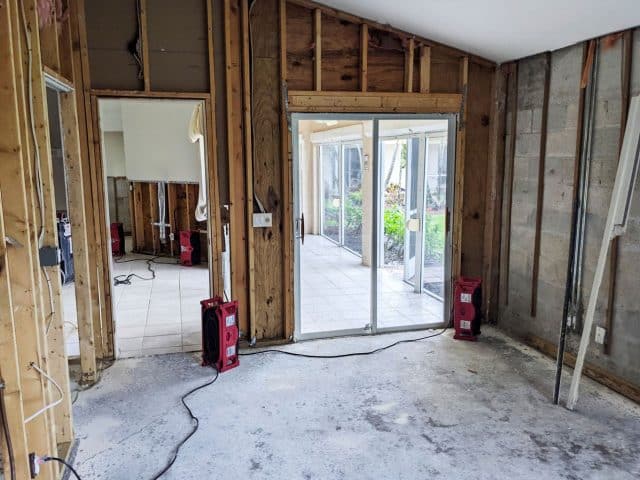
[189,103,207,222]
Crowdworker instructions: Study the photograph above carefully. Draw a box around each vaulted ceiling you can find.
[320,0,640,63]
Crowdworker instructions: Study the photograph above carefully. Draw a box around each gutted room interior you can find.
[0,1,639,479]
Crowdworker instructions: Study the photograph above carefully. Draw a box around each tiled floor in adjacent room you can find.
[63,252,209,358]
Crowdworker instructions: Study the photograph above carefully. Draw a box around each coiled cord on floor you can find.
[151,367,220,479]
[113,255,178,286]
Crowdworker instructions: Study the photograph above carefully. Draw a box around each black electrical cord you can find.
[0,379,16,480]
[151,367,220,480]
[113,255,177,286]
[239,327,449,359]
[151,327,447,479]
[43,456,82,480]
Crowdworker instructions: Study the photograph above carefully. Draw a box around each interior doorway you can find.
[97,98,212,358]
[293,115,455,340]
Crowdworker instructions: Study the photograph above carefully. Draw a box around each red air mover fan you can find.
[180,230,201,266]
[453,277,482,341]
[110,222,125,257]
[201,297,239,373]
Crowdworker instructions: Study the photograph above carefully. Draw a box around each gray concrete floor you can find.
[71,327,640,479]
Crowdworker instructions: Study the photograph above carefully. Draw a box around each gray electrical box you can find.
[39,246,61,267]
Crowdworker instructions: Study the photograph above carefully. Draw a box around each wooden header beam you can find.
[287,91,462,113]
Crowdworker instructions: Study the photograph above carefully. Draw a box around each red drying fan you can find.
[201,297,239,373]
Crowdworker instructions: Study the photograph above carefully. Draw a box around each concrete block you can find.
[516,109,533,134]
[594,98,622,129]
[545,155,575,184]
[546,129,577,157]
[590,126,620,161]
[515,132,541,157]
[546,103,568,131]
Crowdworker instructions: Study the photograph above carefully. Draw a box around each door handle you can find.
[296,214,305,245]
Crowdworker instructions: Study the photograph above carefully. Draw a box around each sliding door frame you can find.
[292,113,456,341]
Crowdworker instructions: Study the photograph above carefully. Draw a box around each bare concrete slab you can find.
[71,327,640,479]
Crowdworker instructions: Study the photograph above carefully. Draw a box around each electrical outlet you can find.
[595,326,606,345]
[253,213,272,228]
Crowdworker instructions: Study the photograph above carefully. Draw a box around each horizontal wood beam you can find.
[287,91,462,113]
[90,89,211,99]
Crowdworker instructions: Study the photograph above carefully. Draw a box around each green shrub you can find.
[424,213,445,264]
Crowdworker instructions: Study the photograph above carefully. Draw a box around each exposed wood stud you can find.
[530,51,552,317]
[313,8,321,91]
[482,65,508,323]
[224,0,250,337]
[205,0,223,296]
[4,0,58,475]
[419,45,431,93]
[60,91,97,385]
[604,30,633,355]
[501,61,518,306]
[360,24,368,92]
[140,0,151,91]
[241,0,257,340]
[452,56,468,283]
[404,38,414,92]
[280,0,293,339]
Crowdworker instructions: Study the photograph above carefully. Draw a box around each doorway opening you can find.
[293,115,454,340]
[47,86,81,359]
[98,98,212,358]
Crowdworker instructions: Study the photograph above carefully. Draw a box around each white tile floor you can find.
[300,235,444,335]
[63,249,209,358]
[111,254,208,358]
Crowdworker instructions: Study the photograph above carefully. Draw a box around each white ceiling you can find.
[320,0,640,63]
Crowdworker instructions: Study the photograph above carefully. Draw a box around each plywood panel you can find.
[367,28,404,92]
[286,2,313,90]
[251,0,284,340]
[430,47,461,93]
[461,62,493,278]
[147,0,209,92]
[84,0,142,90]
[321,13,360,91]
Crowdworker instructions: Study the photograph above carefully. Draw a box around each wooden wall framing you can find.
[0,0,87,477]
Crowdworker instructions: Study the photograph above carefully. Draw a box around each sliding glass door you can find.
[294,115,454,341]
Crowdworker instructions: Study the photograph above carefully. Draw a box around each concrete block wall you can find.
[498,29,640,388]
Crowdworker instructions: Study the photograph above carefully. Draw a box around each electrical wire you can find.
[151,367,219,480]
[243,328,447,356]
[23,362,64,425]
[19,0,56,323]
[113,255,178,286]
[43,456,82,480]
[152,327,446,478]
[0,379,16,480]
[239,328,449,358]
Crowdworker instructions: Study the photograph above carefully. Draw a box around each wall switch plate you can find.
[595,326,606,345]
[253,213,272,228]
